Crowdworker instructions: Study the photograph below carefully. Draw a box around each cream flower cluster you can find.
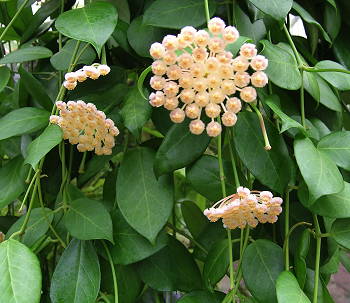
[50,101,119,155]
[63,64,111,90]
[204,187,283,229]
[148,17,268,137]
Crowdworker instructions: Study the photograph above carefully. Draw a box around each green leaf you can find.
[276,271,311,303]
[138,236,202,291]
[292,3,331,43]
[138,66,152,100]
[309,182,350,218]
[314,74,342,112]
[19,66,53,111]
[294,229,310,289]
[186,155,236,201]
[117,147,173,243]
[154,120,210,177]
[324,3,340,41]
[260,40,302,90]
[6,208,53,248]
[315,60,350,90]
[203,239,229,289]
[0,239,42,303]
[242,239,284,303]
[143,0,216,29]
[0,46,52,64]
[233,112,292,194]
[108,210,168,265]
[0,66,10,93]
[50,39,96,71]
[177,291,225,303]
[64,198,113,242]
[50,239,100,303]
[24,125,62,170]
[225,36,253,57]
[0,107,50,140]
[264,95,307,135]
[120,87,152,138]
[0,157,27,209]
[248,0,292,22]
[318,131,350,170]
[331,218,350,249]
[294,137,343,204]
[55,2,118,54]
[181,201,208,238]
[304,69,320,105]
[127,16,167,58]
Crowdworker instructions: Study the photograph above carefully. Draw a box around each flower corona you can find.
[148,17,269,137]
[204,187,283,229]
[50,101,119,155]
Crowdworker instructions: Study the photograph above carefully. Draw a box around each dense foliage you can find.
[0,0,350,302]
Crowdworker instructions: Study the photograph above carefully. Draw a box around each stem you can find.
[228,130,240,188]
[227,229,235,290]
[102,241,118,303]
[166,223,208,254]
[78,152,87,174]
[204,0,210,24]
[101,45,107,64]
[300,69,306,128]
[313,215,321,303]
[250,104,271,150]
[283,24,302,65]
[0,0,31,41]
[303,67,350,75]
[284,189,290,271]
[19,170,41,211]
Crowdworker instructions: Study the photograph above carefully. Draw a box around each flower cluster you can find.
[63,64,111,90]
[148,17,268,137]
[50,101,119,155]
[204,187,283,229]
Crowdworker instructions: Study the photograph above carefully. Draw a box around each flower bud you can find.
[209,89,225,104]
[179,73,194,88]
[250,55,268,71]
[222,111,237,126]
[251,71,268,88]
[208,17,226,35]
[240,43,257,59]
[150,42,165,59]
[163,51,177,65]
[63,80,77,90]
[185,103,200,119]
[194,30,210,47]
[167,65,182,80]
[232,56,249,72]
[162,35,178,50]
[170,108,185,123]
[189,119,205,135]
[240,86,257,103]
[164,97,179,110]
[152,60,167,75]
[163,81,179,97]
[180,26,197,43]
[178,53,193,69]
[192,47,208,62]
[65,72,77,83]
[75,70,87,82]
[193,78,208,92]
[208,37,225,53]
[234,72,250,88]
[97,64,111,76]
[149,91,165,107]
[150,76,166,90]
[223,26,239,43]
[180,88,195,104]
[205,103,221,118]
[221,80,236,95]
[195,91,210,107]
[206,121,222,137]
[226,97,242,113]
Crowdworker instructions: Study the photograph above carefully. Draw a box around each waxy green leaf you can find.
[55,2,118,54]
[0,46,52,64]
[315,60,350,90]
[248,0,292,21]
[276,271,311,303]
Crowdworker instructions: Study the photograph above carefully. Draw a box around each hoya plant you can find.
[0,0,350,302]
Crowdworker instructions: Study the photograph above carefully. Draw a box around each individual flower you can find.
[62,63,111,91]
[148,17,269,137]
[50,101,119,155]
[203,187,283,229]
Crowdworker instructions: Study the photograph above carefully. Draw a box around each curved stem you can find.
[0,0,31,41]
[203,0,210,24]
[228,130,240,188]
[19,170,41,211]
[313,215,321,303]
[300,70,306,128]
[250,104,271,150]
[283,24,302,65]
[102,241,118,303]
[283,221,312,257]
[284,189,290,271]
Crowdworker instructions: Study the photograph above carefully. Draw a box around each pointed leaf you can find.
[0,46,52,64]
[0,107,50,140]
[25,125,62,170]
[143,0,216,29]
[55,2,118,54]
[154,120,210,177]
[108,210,168,265]
[248,0,292,22]
[0,157,27,208]
[50,39,96,71]
[0,66,10,93]
[181,201,208,238]
[120,87,152,138]
[331,219,350,249]
[310,182,350,218]
[117,147,173,243]
[315,74,341,112]
[6,208,53,248]
[50,239,100,303]
[177,291,225,303]
[318,131,350,170]
[276,271,311,303]
[294,137,344,204]
[242,239,284,303]
[64,198,113,242]
[260,40,302,90]
[0,239,42,303]
[315,60,350,90]
[294,229,310,289]
[138,236,202,291]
